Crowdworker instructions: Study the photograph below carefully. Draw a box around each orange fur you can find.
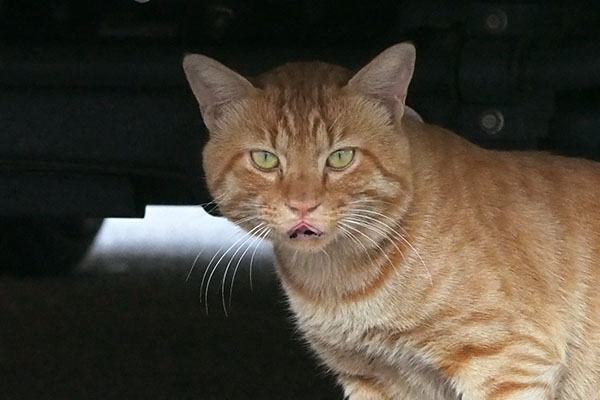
[184,44,600,399]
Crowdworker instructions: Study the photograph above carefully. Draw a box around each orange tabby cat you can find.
[183,43,600,399]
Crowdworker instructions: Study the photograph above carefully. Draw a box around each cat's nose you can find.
[286,200,321,218]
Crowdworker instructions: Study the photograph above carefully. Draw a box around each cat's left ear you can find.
[347,42,416,119]
[183,54,256,131]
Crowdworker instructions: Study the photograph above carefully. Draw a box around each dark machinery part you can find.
[0,0,599,214]
[0,217,103,275]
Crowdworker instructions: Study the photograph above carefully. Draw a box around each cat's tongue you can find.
[288,222,323,239]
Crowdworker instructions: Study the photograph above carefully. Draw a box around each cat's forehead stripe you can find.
[270,88,337,150]
[282,107,297,137]
[256,61,352,148]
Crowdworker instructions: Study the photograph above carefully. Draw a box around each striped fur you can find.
[184,44,600,399]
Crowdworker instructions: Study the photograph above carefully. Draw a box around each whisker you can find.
[229,215,258,226]
[349,208,401,226]
[349,211,430,281]
[347,198,397,207]
[203,223,265,315]
[187,216,255,285]
[248,228,270,292]
[319,247,331,264]
[346,213,432,285]
[186,248,205,282]
[346,214,404,243]
[197,197,224,208]
[349,208,414,238]
[197,192,226,206]
[188,201,230,284]
[338,221,395,269]
[198,193,228,212]
[233,227,271,304]
[200,243,227,303]
[221,225,270,315]
[350,209,433,278]
[206,201,225,214]
[345,216,407,266]
[338,225,376,267]
[344,217,404,259]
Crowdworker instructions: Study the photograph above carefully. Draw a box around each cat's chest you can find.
[287,297,461,400]
[287,295,406,376]
[287,293,389,350]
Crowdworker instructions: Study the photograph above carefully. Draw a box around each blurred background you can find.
[1,1,599,399]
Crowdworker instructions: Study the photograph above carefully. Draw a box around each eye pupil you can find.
[251,150,279,170]
[327,148,354,169]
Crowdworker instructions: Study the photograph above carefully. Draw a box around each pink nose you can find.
[286,200,321,217]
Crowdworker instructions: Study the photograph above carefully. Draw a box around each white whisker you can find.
[187,206,253,284]
[349,208,414,239]
[346,212,432,285]
[221,225,269,315]
[229,227,270,306]
[200,193,228,213]
[338,221,395,269]
[338,225,376,267]
[186,248,205,282]
[200,243,227,303]
[319,247,331,264]
[347,198,397,207]
[345,217,405,260]
[249,227,271,292]
[203,223,265,315]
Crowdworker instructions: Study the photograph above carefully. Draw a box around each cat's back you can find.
[404,120,600,399]
[491,141,600,230]
[406,119,600,217]
[409,119,600,276]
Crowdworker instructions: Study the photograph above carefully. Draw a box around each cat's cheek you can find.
[368,176,402,199]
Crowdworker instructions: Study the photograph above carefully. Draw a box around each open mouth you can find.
[287,222,323,239]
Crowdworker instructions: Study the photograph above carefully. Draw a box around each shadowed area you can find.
[0,210,341,400]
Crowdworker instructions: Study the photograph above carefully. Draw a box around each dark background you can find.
[1,253,341,399]
[1,0,599,219]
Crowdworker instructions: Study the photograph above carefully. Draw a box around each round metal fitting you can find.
[485,9,508,32]
[480,110,505,135]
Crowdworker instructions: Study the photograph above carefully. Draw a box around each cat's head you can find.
[183,43,417,253]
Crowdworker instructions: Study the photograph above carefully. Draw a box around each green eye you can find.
[327,148,355,169]
[251,150,280,170]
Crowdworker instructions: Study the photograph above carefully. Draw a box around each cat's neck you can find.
[273,233,412,303]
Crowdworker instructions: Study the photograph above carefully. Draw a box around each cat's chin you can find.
[276,233,333,252]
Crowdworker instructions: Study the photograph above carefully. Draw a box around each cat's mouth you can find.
[287,222,323,240]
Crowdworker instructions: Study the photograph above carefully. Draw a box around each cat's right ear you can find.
[183,54,256,131]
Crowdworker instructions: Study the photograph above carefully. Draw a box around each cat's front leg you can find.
[456,359,562,400]
[475,384,556,400]
[338,374,427,400]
